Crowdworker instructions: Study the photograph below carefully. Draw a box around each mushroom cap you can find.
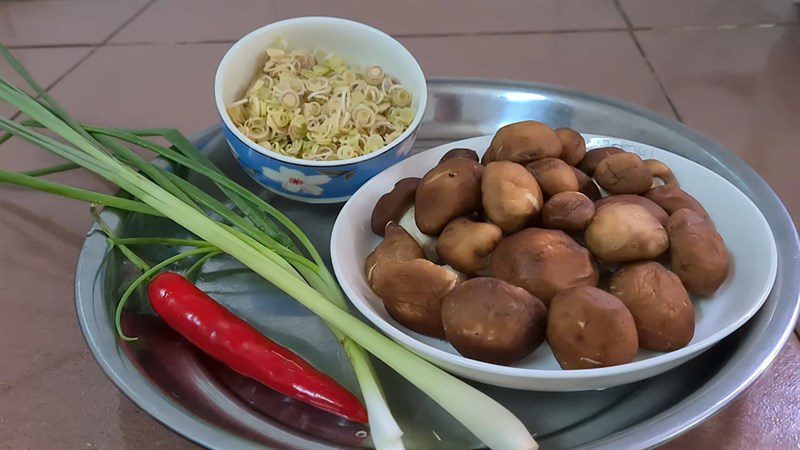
[555,128,586,166]
[482,121,561,165]
[595,194,669,226]
[542,191,596,231]
[546,286,638,369]
[442,278,547,365]
[436,217,503,274]
[439,148,479,164]
[370,177,420,236]
[645,185,710,220]
[365,223,424,286]
[371,258,458,337]
[490,228,599,305]
[594,153,653,195]
[585,203,669,263]
[526,157,580,198]
[578,146,624,175]
[415,157,484,235]
[572,167,601,201]
[481,161,543,234]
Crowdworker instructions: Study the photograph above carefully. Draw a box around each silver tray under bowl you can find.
[75,79,800,450]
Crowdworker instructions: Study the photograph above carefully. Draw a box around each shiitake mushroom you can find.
[555,128,586,166]
[610,262,694,352]
[370,177,421,236]
[578,146,624,175]
[546,286,638,369]
[542,191,595,231]
[481,161,544,234]
[482,121,561,165]
[646,185,710,220]
[436,217,502,274]
[525,157,580,197]
[593,152,653,195]
[585,203,669,263]
[442,278,547,365]
[490,228,598,306]
[595,194,669,226]
[415,157,483,235]
[666,208,729,295]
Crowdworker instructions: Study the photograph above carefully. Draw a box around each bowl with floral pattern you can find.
[215,17,427,203]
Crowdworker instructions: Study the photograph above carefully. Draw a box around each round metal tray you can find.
[75,79,800,449]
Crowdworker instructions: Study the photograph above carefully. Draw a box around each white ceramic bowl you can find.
[214,17,427,203]
[331,134,778,391]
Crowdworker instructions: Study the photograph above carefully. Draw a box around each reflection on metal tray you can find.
[75,79,800,450]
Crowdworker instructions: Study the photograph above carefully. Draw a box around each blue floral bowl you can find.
[214,17,427,203]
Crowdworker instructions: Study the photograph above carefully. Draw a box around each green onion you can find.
[0,47,537,450]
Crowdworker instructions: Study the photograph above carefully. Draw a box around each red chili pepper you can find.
[147,272,368,424]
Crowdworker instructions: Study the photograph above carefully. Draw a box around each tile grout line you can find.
[7,0,157,121]
[613,0,684,123]
[4,21,799,50]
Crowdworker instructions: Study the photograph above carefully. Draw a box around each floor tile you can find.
[663,334,800,449]
[0,47,92,118]
[43,43,231,133]
[110,0,277,44]
[398,32,674,116]
[620,0,799,28]
[0,0,149,47]
[637,25,800,224]
[274,0,626,36]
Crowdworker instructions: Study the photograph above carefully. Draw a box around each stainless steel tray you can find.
[75,79,800,450]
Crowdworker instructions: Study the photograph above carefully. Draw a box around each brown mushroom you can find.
[572,167,601,201]
[436,217,503,274]
[525,157,580,197]
[594,152,653,194]
[542,191,595,231]
[439,148,479,164]
[415,157,484,235]
[555,128,586,166]
[365,223,425,286]
[595,194,669,226]
[645,159,678,187]
[482,121,561,165]
[370,177,421,236]
[585,203,669,263]
[547,286,638,369]
[645,185,710,220]
[610,262,694,352]
[666,208,729,295]
[490,228,598,306]
[442,278,547,365]
[577,146,624,175]
[481,161,544,234]
[371,258,458,337]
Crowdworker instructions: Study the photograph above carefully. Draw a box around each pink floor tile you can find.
[0,0,149,47]
[274,0,626,36]
[398,32,674,116]
[637,25,800,225]
[110,0,278,44]
[620,0,799,28]
[0,47,92,118]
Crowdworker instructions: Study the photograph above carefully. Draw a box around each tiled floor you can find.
[1,1,798,449]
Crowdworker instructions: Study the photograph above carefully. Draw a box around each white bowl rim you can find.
[331,133,779,381]
[213,16,428,168]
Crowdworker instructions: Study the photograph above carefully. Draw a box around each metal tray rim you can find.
[74,78,800,450]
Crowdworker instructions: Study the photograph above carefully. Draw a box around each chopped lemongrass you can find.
[228,43,412,161]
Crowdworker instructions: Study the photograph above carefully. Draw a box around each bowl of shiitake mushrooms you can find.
[331,120,778,391]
